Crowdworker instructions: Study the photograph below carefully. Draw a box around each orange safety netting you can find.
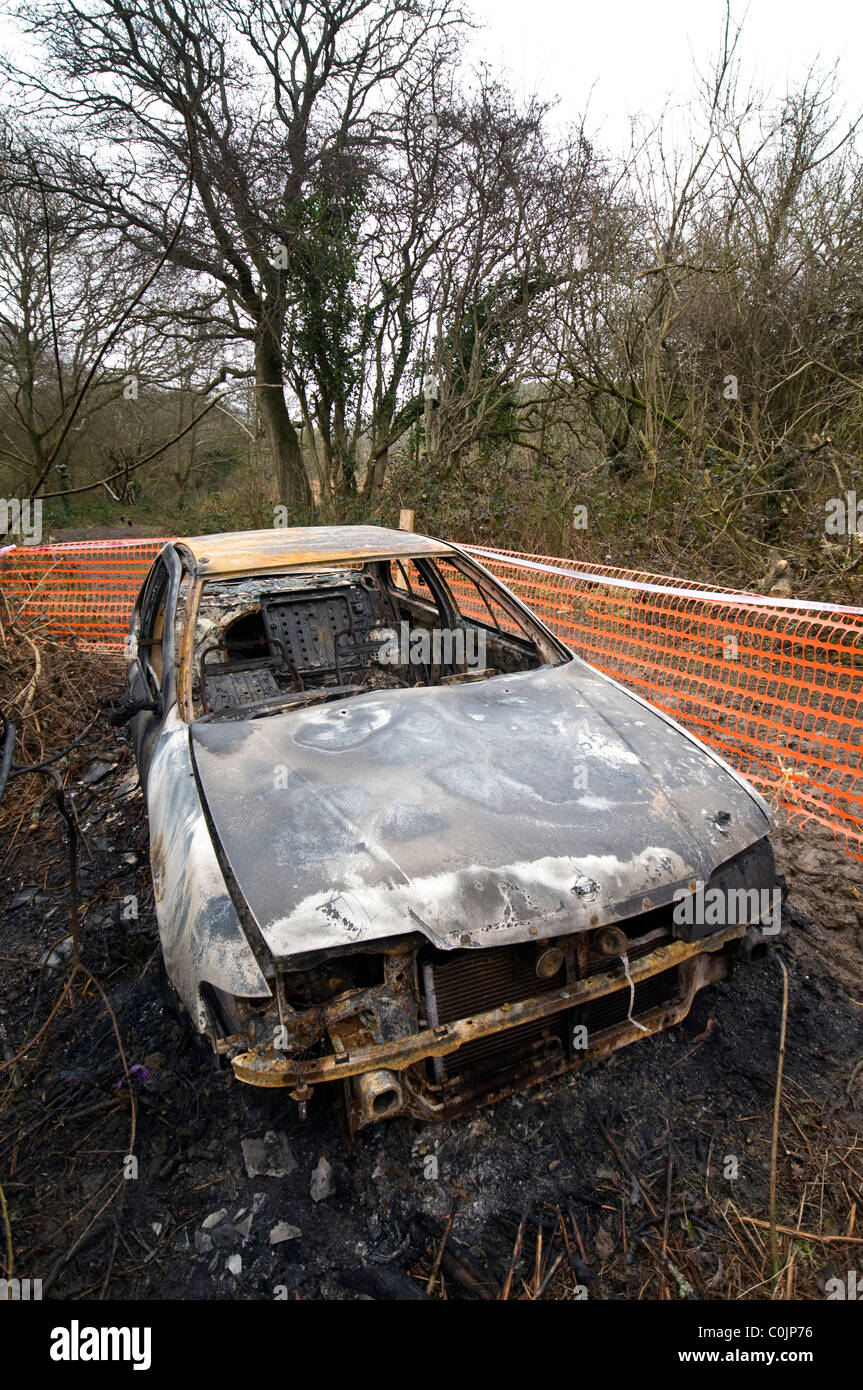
[0,537,166,646]
[2,536,862,859]
[463,546,863,861]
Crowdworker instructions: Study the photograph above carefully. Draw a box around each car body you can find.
[122,525,776,1133]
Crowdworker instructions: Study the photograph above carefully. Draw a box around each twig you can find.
[554,1204,582,1293]
[740,1216,863,1245]
[598,1120,659,1218]
[533,1212,543,1296]
[502,1210,527,1301]
[426,1206,456,1297]
[98,1223,120,1299]
[666,1017,715,1072]
[0,1181,13,1280]
[769,959,790,1277]
[569,1207,588,1264]
[535,1252,565,1298]
[661,1145,673,1258]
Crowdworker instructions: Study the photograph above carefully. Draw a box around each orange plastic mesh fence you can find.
[461,546,863,860]
[0,538,166,646]
[2,537,861,858]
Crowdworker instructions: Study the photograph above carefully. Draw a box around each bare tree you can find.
[416,82,596,480]
[0,146,174,495]
[4,0,467,512]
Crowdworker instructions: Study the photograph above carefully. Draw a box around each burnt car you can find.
[118,526,776,1134]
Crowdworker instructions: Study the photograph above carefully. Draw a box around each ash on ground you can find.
[1,695,860,1301]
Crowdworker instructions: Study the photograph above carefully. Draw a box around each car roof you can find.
[175,525,454,577]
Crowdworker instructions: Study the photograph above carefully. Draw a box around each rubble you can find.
[79,760,116,786]
[269,1223,302,1245]
[241,1131,297,1180]
[310,1156,335,1203]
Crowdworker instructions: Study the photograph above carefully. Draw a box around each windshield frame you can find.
[176,546,571,724]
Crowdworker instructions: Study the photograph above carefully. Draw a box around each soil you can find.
[0,667,861,1302]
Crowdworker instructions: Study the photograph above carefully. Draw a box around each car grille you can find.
[421,937,680,1093]
[576,965,680,1034]
[422,943,566,1085]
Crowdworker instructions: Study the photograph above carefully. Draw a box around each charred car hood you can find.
[190,661,772,959]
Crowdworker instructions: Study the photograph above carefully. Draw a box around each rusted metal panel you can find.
[230,925,743,1089]
[392,949,731,1125]
[175,525,453,577]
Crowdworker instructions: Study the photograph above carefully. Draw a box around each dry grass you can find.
[0,594,122,844]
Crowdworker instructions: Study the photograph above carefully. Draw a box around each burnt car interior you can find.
[193,554,564,719]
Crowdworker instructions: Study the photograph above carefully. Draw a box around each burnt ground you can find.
[0,664,861,1302]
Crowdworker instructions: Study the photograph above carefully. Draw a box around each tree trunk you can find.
[364,430,389,499]
[254,330,311,516]
[333,399,355,496]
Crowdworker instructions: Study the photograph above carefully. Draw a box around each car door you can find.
[125,555,171,782]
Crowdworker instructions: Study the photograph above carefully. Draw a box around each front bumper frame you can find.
[230,923,746,1097]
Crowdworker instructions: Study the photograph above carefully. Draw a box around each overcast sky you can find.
[464,0,861,148]
[1,1,859,150]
